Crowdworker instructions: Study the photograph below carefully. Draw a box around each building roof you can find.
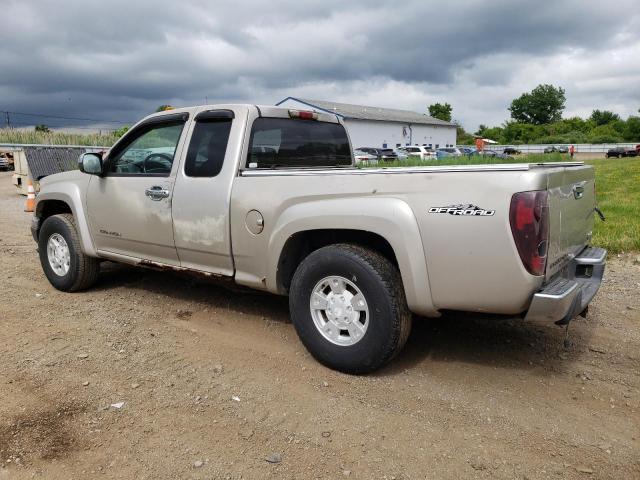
[23,146,87,180]
[277,97,456,127]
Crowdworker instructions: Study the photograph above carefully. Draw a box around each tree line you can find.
[428,84,640,145]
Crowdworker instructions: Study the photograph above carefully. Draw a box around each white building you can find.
[276,97,457,150]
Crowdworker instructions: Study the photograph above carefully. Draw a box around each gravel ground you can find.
[0,171,638,479]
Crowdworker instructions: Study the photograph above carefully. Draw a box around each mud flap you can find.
[555,289,583,326]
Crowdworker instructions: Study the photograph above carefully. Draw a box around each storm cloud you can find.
[1,0,639,131]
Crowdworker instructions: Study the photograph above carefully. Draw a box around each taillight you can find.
[509,191,549,276]
[288,109,318,120]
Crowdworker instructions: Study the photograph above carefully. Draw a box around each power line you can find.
[1,110,133,124]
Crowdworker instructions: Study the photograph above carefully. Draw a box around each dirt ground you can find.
[0,171,638,480]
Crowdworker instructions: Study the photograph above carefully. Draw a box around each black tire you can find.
[38,213,99,292]
[289,244,412,374]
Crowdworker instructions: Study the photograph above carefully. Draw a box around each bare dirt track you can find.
[0,171,638,479]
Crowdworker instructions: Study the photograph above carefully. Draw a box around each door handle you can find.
[145,186,170,201]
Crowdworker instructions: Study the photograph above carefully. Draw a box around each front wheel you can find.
[289,244,412,374]
[38,214,99,292]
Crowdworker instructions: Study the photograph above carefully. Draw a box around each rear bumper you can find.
[525,246,606,324]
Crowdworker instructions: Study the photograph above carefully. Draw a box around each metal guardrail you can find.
[464,143,639,153]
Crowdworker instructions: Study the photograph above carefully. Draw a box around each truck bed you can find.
[233,162,595,317]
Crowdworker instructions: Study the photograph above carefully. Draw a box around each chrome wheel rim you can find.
[47,233,70,276]
[310,275,369,346]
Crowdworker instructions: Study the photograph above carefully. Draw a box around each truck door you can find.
[86,113,189,265]
[171,108,242,276]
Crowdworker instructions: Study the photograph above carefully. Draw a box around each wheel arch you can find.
[35,189,97,257]
[276,229,399,293]
[267,197,438,317]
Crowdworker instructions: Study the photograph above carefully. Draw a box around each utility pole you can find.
[4,111,11,129]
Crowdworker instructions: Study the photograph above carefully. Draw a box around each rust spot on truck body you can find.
[137,259,225,280]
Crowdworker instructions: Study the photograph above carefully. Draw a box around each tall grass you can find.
[0,128,118,147]
[363,153,639,253]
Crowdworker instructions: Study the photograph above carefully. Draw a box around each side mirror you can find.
[79,153,103,175]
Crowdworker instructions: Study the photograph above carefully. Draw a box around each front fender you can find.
[267,197,438,317]
[36,173,97,256]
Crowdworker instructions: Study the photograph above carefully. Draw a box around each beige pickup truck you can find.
[31,105,606,373]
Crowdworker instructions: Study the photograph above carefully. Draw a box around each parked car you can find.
[418,145,438,159]
[394,148,409,161]
[0,152,14,171]
[458,147,478,156]
[378,148,398,161]
[400,145,436,160]
[437,147,462,157]
[606,147,638,158]
[353,149,379,165]
[357,147,398,162]
[481,150,514,160]
[32,104,606,374]
[503,147,521,155]
[544,146,569,154]
[0,156,11,171]
[482,149,498,157]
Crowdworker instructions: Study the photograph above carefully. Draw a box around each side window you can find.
[109,122,184,175]
[185,118,232,177]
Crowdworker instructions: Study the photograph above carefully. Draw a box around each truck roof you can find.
[142,104,342,125]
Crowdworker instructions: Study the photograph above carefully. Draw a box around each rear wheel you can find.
[38,214,99,292]
[289,244,412,374]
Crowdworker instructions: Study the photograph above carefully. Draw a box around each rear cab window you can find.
[246,118,352,169]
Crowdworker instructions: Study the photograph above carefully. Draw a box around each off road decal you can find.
[99,229,122,237]
[429,204,495,216]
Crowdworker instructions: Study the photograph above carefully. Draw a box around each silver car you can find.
[353,149,378,165]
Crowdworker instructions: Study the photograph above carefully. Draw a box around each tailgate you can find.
[545,165,596,278]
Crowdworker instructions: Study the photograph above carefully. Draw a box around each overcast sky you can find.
[1,0,639,132]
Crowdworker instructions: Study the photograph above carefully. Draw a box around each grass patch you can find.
[362,153,639,253]
[587,157,639,253]
[0,128,118,147]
